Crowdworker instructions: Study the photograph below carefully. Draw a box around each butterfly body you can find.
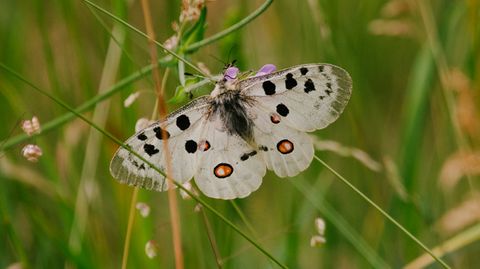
[110,64,352,199]
[207,83,256,141]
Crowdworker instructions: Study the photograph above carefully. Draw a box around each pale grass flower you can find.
[311,217,327,247]
[194,203,202,212]
[439,151,480,189]
[136,202,151,217]
[135,118,155,132]
[145,240,159,259]
[22,144,43,162]
[164,35,179,51]
[123,92,140,107]
[436,195,480,235]
[21,116,41,136]
[312,137,382,172]
[368,19,414,37]
[315,217,326,235]
[448,68,480,139]
[381,0,410,18]
[310,235,326,247]
[179,0,205,23]
[6,262,22,269]
[179,181,198,200]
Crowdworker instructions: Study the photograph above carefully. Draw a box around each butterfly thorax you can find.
[208,80,255,142]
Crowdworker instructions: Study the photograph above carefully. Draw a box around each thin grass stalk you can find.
[313,155,451,268]
[140,1,184,268]
[200,208,223,268]
[404,223,480,269]
[121,188,139,269]
[230,200,257,237]
[291,178,390,269]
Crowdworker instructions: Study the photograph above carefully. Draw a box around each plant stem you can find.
[121,188,139,269]
[140,0,184,268]
[313,155,450,269]
[185,0,274,52]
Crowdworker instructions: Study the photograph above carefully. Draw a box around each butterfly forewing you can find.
[109,97,210,191]
[247,104,314,177]
[240,64,352,132]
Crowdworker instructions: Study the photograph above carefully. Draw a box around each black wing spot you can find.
[285,73,297,89]
[259,145,269,151]
[176,115,190,130]
[300,67,309,75]
[144,144,159,156]
[185,140,197,153]
[262,80,276,95]
[240,150,257,161]
[304,79,316,93]
[319,66,324,72]
[137,132,147,141]
[326,89,333,95]
[153,126,170,140]
[276,103,289,117]
[326,82,332,89]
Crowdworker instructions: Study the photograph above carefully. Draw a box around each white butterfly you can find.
[110,63,352,199]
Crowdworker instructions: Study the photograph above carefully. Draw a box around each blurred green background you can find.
[1,0,479,268]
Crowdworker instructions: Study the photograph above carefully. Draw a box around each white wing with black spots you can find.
[245,103,314,177]
[240,64,352,132]
[109,97,209,191]
[110,63,352,200]
[193,114,266,199]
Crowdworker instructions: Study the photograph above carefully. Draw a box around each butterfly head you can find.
[211,66,240,97]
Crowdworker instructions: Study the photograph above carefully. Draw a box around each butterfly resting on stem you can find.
[110,63,352,199]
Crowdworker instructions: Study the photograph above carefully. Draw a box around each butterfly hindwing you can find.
[240,64,352,132]
[245,104,314,177]
[193,114,266,199]
[109,97,209,191]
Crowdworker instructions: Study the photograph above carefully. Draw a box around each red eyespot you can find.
[214,163,233,178]
[270,113,281,124]
[198,140,211,151]
[277,139,294,154]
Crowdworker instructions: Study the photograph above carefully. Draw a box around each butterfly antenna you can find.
[209,54,227,66]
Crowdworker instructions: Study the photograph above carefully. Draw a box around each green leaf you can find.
[180,7,207,53]
[168,76,201,104]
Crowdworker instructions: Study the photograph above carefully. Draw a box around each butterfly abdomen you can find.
[209,90,255,142]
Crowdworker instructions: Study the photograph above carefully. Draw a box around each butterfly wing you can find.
[110,96,209,191]
[193,113,266,199]
[240,64,352,132]
[245,104,314,177]
[241,64,352,177]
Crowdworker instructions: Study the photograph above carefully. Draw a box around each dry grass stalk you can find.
[439,151,480,189]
